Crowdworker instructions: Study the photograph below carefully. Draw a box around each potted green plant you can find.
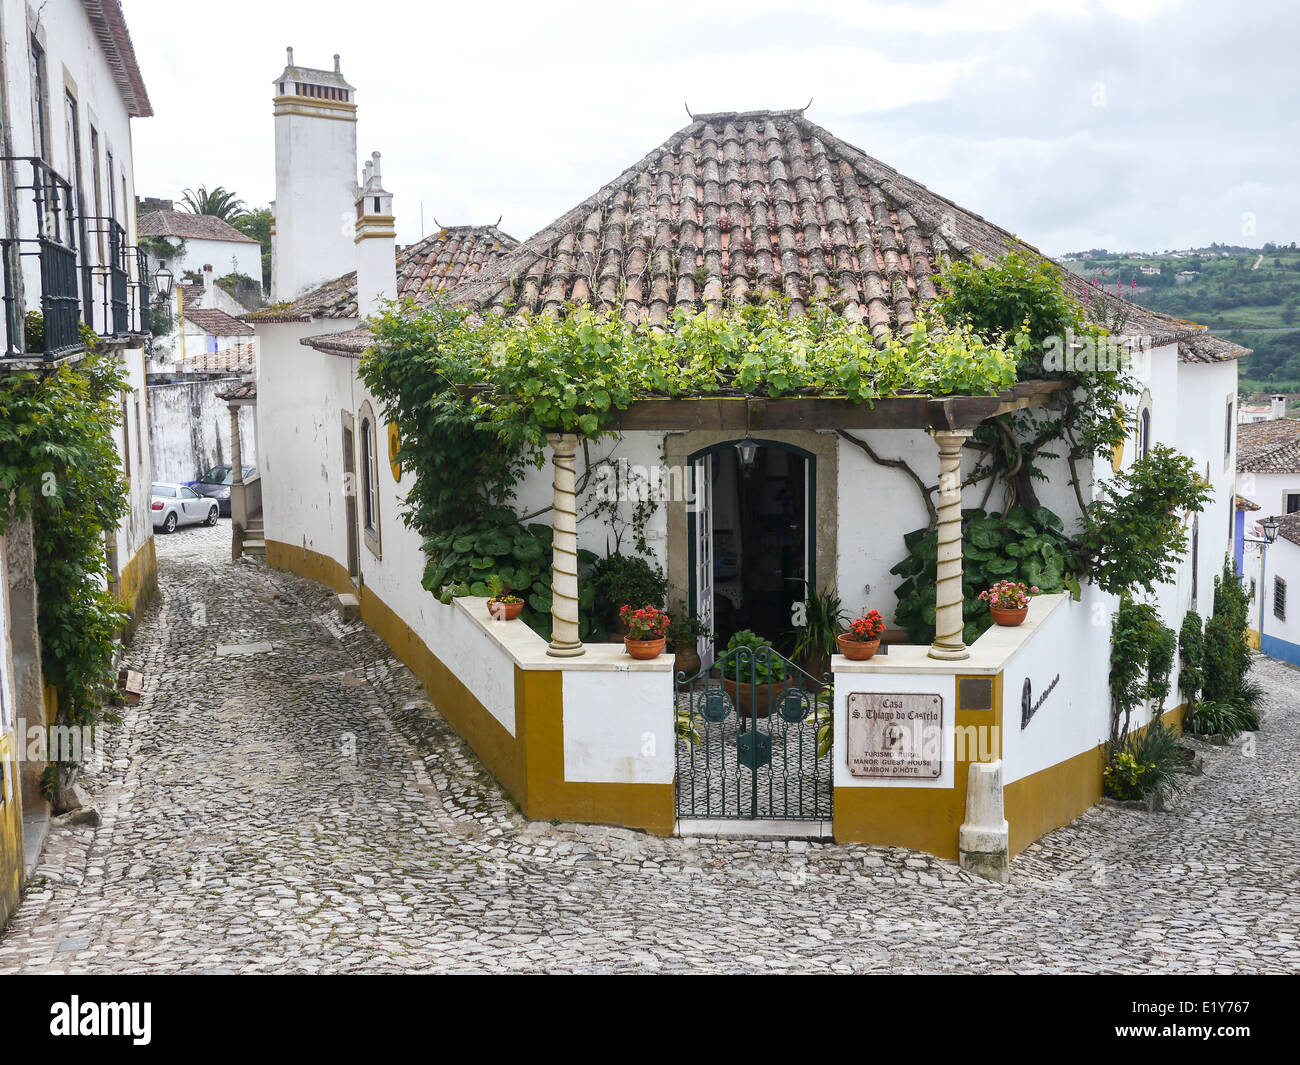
[790,583,846,678]
[978,580,1038,627]
[486,574,524,621]
[722,629,789,719]
[667,602,709,677]
[837,610,886,660]
[621,604,670,660]
[593,553,667,634]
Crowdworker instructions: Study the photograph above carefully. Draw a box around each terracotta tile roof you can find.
[180,348,255,374]
[178,282,204,309]
[216,378,256,402]
[1237,417,1300,473]
[82,1,152,117]
[183,307,254,337]
[1177,332,1251,364]
[268,224,519,323]
[138,210,260,244]
[442,109,1232,355]
[1236,494,1261,511]
[1272,512,1300,549]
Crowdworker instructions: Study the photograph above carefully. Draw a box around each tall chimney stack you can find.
[354,151,396,319]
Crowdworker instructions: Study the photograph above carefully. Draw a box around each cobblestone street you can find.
[0,522,1296,973]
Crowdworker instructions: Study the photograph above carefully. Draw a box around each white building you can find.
[136,205,263,292]
[0,0,156,900]
[1238,394,1288,424]
[252,89,1245,859]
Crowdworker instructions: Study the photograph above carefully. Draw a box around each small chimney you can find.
[286,46,294,67]
[203,264,214,295]
[354,150,396,319]
[334,53,341,74]
[1272,395,1288,420]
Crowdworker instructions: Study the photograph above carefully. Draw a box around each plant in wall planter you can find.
[837,610,886,661]
[667,602,709,678]
[621,604,670,660]
[721,630,790,720]
[486,574,525,621]
[978,580,1039,627]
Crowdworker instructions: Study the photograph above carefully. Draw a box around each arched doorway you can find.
[688,439,815,664]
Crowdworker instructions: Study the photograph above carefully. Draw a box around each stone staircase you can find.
[238,516,266,560]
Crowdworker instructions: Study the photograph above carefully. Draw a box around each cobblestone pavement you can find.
[1,522,1297,973]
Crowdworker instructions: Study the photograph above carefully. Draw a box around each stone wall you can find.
[147,376,258,484]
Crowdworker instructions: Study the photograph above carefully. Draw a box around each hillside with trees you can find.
[1059,244,1300,388]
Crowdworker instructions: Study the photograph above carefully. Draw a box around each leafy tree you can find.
[181,185,248,222]
[233,207,272,290]
[1177,609,1204,708]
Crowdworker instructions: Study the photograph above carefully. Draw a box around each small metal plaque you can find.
[736,729,772,770]
[958,677,993,712]
[846,693,943,779]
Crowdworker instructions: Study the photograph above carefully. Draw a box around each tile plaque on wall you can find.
[846,692,943,779]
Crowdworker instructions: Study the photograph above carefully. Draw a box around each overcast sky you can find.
[127,0,1299,256]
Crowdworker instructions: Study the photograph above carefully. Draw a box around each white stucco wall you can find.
[147,377,257,483]
[1237,470,1300,517]
[2,0,142,331]
[167,238,263,289]
[114,346,154,577]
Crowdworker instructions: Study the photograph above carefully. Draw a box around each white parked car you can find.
[151,482,219,533]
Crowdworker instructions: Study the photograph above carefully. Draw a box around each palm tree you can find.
[180,185,248,223]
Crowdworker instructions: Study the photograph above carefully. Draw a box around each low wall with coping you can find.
[265,540,676,834]
[833,593,1124,858]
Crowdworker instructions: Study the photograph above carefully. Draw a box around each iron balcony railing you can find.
[83,216,149,339]
[3,159,153,359]
[2,156,84,358]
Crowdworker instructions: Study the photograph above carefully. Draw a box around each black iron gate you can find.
[675,643,832,820]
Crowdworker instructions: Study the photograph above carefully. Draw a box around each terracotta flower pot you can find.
[989,604,1028,627]
[488,599,523,621]
[624,635,666,660]
[837,634,881,661]
[722,678,783,720]
[672,646,702,678]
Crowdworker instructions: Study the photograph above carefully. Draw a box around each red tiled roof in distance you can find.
[271,224,519,321]
[1237,418,1300,474]
[138,210,260,244]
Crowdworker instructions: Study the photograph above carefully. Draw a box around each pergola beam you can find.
[606,381,1063,433]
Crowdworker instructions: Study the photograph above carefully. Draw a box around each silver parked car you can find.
[151,482,219,533]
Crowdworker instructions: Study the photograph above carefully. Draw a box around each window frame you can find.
[359,406,382,558]
[1274,575,1287,623]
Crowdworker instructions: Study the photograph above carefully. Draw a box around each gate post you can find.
[928,428,972,661]
[546,432,585,657]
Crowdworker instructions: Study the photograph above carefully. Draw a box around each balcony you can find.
[2,157,84,359]
[84,216,150,340]
[3,158,152,361]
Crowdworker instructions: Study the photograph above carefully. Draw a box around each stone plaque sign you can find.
[846,692,944,779]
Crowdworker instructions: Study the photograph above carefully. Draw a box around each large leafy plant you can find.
[891,506,1078,646]
[0,338,131,729]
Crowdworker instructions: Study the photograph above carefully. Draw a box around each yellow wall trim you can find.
[265,539,674,836]
[272,95,357,115]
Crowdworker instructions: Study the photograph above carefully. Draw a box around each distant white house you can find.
[1237,417,1300,662]
[1238,395,1288,424]
[137,204,263,292]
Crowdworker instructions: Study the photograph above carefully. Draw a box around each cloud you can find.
[125,0,1298,255]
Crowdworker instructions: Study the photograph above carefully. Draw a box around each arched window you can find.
[359,413,380,550]
[1135,390,1153,462]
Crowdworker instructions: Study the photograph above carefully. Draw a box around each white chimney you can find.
[203,263,214,295]
[354,150,396,320]
[1271,395,1287,420]
[270,48,358,300]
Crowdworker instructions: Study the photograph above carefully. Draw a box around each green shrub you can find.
[723,629,788,685]
[1177,610,1204,707]
[1145,621,1177,711]
[591,552,667,626]
[891,506,1078,646]
[1109,598,1163,740]
[1104,721,1185,802]
[1186,699,1247,739]
[1202,614,1241,703]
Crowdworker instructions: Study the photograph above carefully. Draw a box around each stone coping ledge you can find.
[455,597,676,673]
[834,593,1070,676]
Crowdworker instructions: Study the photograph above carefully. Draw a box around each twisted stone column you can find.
[929,428,973,661]
[546,433,585,657]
